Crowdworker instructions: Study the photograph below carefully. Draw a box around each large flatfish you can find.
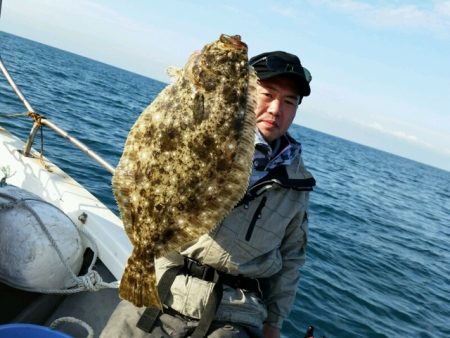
[112,34,257,308]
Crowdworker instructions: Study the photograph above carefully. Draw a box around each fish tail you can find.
[119,251,161,308]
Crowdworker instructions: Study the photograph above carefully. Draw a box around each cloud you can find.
[314,0,450,37]
[6,0,148,37]
[352,119,450,165]
[271,5,298,18]
[436,1,450,17]
[361,121,433,148]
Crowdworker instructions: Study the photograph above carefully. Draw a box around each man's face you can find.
[255,76,300,143]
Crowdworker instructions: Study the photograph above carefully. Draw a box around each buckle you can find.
[184,257,216,282]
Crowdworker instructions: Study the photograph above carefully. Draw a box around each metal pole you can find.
[0,56,35,113]
[0,55,115,175]
[23,121,41,155]
[41,119,115,174]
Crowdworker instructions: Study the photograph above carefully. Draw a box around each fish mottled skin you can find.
[112,34,257,308]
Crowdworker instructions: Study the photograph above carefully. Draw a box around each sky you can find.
[1,0,450,171]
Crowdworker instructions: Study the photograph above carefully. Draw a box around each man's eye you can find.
[285,99,296,106]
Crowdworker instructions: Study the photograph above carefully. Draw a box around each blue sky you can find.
[2,0,450,171]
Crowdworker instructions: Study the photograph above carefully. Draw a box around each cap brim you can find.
[257,71,311,96]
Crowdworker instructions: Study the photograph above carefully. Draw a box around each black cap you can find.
[249,51,312,96]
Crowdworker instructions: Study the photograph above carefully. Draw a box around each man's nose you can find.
[268,99,282,116]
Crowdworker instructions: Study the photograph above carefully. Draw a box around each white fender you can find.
[0,184,83,291]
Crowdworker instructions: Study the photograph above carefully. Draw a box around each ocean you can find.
[1,32,449,338]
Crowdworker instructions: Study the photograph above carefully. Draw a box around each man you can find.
[101,51,315,338]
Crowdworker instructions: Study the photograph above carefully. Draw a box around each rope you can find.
[0,194,119,294]
[0,166,15,187]
[37,120,50,170]
[1,108,53,170]
[27,111,44,124]
[0,112,29,118]
[0,108,48,158]
[50,316,94,338]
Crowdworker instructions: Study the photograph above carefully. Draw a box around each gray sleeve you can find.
[263,209,308,329]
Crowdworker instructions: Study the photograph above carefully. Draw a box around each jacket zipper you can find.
[245,196,267,241]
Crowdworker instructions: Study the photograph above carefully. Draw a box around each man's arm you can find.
[263,211,308,329]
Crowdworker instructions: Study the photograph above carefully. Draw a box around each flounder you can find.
[112,34,257,308]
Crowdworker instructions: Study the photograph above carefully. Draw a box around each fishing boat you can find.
[0,33,132,338]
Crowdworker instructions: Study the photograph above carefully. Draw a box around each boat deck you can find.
[1,259,121,337]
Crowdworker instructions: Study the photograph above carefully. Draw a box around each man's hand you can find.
[263,323,281,338]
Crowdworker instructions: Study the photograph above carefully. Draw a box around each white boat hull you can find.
[0,125,131,281]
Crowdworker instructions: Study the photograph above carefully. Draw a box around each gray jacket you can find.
[155,155,315,329]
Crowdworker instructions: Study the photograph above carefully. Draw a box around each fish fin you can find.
[119,251,161,308]
[167,66,182,82]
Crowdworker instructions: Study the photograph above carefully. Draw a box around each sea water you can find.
[1,32,449,338]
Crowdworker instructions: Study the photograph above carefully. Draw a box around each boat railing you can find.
[0,56,116,175]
